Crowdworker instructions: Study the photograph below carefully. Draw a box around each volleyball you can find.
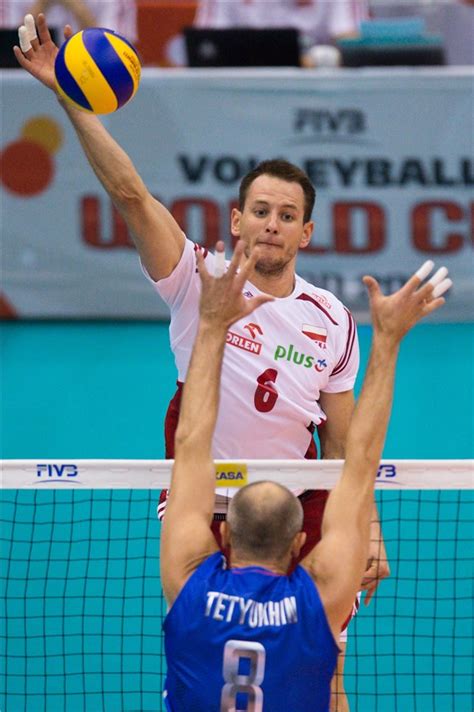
[54,28,141,114]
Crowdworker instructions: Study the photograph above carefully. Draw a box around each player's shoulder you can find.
[174,236,215,277]
[293,273,350,326]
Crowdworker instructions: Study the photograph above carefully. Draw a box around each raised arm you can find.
[27,1,97,29]
[319,391,390,603]
[302,263,452,640]
[14,13,183,281]
[160,242,273,606]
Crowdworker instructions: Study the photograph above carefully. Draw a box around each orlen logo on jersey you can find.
[36,463,79,480]
[215,463,248,488]
[243,323,262,340]
[227,323,263,355]
[274,344,327,372]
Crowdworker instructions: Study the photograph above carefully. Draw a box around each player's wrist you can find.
[197,318,228,337]
[371,332,400,356]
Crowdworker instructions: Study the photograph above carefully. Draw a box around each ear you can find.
[220,521,231,548]
[291,531,307,559]
[230,208,242,238]
[300,220,314,249]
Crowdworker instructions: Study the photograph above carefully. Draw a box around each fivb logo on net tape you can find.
[376,463,397,482]
[36,463,80,483]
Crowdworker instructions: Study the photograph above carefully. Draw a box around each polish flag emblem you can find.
[302,324,327,343]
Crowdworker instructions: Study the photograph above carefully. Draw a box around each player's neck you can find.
[229,554,290,576]
[249,268,296,299]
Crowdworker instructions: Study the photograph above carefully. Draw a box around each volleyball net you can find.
[1,459,472,712]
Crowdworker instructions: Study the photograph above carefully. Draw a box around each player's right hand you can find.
[196,240,274,330]
[13,13,73,92]
[363,260,452,344]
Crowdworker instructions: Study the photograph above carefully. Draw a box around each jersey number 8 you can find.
[220,639,266,711]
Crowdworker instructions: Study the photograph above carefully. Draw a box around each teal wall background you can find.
[1,320,472,712]
[1,321,472,459]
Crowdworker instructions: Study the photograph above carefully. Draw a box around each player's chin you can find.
[254,256,288,276]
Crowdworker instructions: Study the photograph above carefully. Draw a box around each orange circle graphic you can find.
[0,139,54,196]
[21,116,64,154]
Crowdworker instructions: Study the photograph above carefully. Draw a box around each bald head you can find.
[227,481,304,561]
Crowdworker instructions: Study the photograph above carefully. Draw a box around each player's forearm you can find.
[174,322,227,459]
[318,391,355,460]
[60,0,97,28]
[343,335,399,490]
[319,435,346,460]
[320,337,397,561]
[369,502,388,558]
[319,435,345,460]
[60,99,147,207]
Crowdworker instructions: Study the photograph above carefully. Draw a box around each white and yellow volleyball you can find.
[54,28,141,114]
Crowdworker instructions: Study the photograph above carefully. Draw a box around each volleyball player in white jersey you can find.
[15,15,384,709]
[194,0,369,46]
[152,229,358,462]
[4,0,137,41]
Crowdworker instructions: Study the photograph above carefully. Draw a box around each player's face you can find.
[231,175,314,277]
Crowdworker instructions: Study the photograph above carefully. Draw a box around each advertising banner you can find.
[1,68,473,321]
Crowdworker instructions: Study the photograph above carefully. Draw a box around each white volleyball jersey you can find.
[144,238,359,461]
[194,0,369,45]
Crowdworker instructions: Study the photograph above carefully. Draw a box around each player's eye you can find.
[282,213,295,221]
[254,208,267,217]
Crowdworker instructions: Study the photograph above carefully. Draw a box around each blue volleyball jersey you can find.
[163,552,339,711]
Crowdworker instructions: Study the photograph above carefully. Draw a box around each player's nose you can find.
[265,213,279,233]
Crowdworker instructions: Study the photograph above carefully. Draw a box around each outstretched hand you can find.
[363,261,452,343]
[196,241,274,329]
[13,13,73,91]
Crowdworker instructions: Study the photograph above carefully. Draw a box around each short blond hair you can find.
[227,481,304,560]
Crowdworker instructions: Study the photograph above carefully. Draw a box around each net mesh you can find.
[1,464,472,712]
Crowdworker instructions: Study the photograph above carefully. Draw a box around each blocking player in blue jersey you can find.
[160,242,450,712]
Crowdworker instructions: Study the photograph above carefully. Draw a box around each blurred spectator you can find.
[194,0,369,46]
[1,0,137,42]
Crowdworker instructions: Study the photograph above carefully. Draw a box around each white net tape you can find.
[1,459,472,490]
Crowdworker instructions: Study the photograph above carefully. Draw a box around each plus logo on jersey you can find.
[227,323,263,355]
[274,344,328,372]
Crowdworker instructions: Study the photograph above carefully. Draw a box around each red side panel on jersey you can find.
[158,381,184,519]
[331,308,356,376]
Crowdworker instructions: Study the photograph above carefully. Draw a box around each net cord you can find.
[1,459,472,490]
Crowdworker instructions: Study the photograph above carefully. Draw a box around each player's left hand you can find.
[361,537,390,606]
[363,260,452,345]
[13,13,74,91]
[196,240,273,329]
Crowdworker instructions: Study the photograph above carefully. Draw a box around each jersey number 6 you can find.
[254,369,279,413]
[220,639,266,711]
